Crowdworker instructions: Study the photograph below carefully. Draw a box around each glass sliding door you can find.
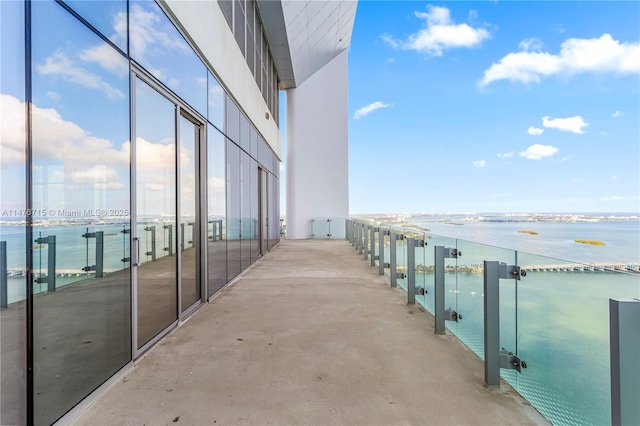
[259,168,268,255]
[240,151,251,269]
[134,77,178,350]
[226,141,241,279]
[179,115,201,312]
[207,126,227,297]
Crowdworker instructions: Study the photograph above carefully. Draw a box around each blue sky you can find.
[345,1,639,214]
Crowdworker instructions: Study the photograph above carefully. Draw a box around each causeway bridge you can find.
[521,263,640,274]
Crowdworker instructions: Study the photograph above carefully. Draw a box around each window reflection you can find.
[226,141,241,280]
[240,151,251,269]
[208,72,224,131]
[31,1,131,424]
[129,0,207,116]
[0,1,27,424]
[225,95,240,145]
[207,126,227,296]
[179,115,200,311]
[134,78,178,348]
[62,0,128,53]
[250,159,259,262]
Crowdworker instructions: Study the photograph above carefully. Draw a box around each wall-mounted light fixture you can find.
[265,112,270,120]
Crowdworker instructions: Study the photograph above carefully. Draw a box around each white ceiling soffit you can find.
[257,0,358,89]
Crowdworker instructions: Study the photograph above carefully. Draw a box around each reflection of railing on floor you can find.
[163,224,174,256]
[35,235,56,292]
[208,220,223,241]
[82,231,104,277]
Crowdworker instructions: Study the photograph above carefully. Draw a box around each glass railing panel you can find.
[395,226,407,291]
[514,252,639,425]
[379,225,391,277]
[413,231,428,310]
[445,239,516,359]
[422,234,459,317]
[312,218,331,239]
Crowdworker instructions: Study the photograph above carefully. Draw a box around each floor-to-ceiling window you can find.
[207,126,227,297]
[31,1,131,423]
[133,77,178,350]
[226,141,241,280]
[0,0,281,422]
[0,1,27,424]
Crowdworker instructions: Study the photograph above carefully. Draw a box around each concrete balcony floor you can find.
[73,239,548,425]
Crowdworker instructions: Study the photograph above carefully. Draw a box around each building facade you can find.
[0,0,355,424]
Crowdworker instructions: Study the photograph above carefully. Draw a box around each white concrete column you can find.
[285,50,349,239]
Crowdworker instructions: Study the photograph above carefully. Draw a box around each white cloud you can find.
[489,192,512,199]
[479,34,640,86]
[612,110,624,117]
[527,126,544,136]
[472,160,486,168]
[37,50,124,99]
[497,152,514,158]
[542,115,589,134]
[519,38,544,52]
[612,176,618,180]
[79,43,129,77]
[600,131,608,136]
[519,144,559,160]
[128,3,190,81]
[382,5,491,56]
[354,101,391,120]
[1,94,130,168]
[1,95,27,166]
[69,165,124,190]
[601,195,628,201]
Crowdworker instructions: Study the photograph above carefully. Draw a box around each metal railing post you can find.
[610,298,640,426]
[390,232,399,287]
[370,226,376,267]
[434,246,461,334]
[406,238,426,304]
[363,225,369,261]
[483,260,526,387]
[389,232,405,288]
[1,241,7,308]
[95,231,104,277]
[358,223,363,254]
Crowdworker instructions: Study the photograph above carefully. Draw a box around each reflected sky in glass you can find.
[208,72,224,131]
[31,0,130,215]
[135,79,176,218]
[129,0,207,116]
[62,0,127,53]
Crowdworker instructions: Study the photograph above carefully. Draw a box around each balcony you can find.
[72,238,547,425]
